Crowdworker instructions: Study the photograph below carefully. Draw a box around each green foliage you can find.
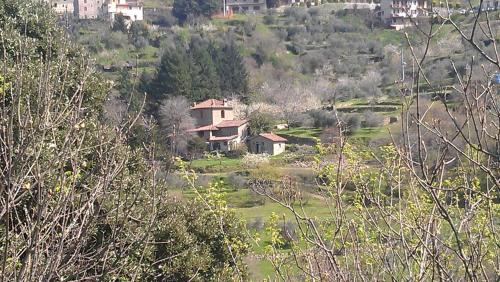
[187,136,208,159]
[0,1,249,280]
[151,45,193,100]
[130,20,149,41]
[249,112,274,135]
[150,39,248,102]
[0,75,10,96]
[266,0,281,8]
[172,0,220,24]
[112,13,128,33]
[190,42,221,100]
[0,0,62,59]
[151,198,248,281]
[212,41,250,98]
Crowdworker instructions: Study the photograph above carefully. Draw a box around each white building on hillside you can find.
[225,0,267,13]
[104,0,144,22]
[75,0,104,19]
[45,0,75,16]
[380,0,430,30]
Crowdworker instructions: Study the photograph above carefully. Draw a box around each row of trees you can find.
[172,0,221,23]
[148,38,249,103]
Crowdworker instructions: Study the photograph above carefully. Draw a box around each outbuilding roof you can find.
[187,125,219,132]
[258,133,287,142]
[191,99,231,109]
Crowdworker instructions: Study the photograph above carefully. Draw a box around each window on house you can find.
[221,110,225,118]
[254,6,260,10]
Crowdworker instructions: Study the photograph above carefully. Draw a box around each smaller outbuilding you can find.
[249,133,287,156]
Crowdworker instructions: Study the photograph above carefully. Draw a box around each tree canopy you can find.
[149,39,249,103]
[172,0,221,24]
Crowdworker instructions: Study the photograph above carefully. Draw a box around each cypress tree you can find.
[214,42,250,98]
[173,0,220,24]
[190,43,221,101]
[151,46,192,101]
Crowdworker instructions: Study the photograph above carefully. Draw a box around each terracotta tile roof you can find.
[187,125,219,132]
[216,119,248,128]
[191,99,231,109]
[209,135,238,141]
[259,133,287,142]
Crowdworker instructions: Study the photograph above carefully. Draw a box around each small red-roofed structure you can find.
[249,133,288,155]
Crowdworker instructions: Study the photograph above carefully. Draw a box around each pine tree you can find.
[173,0,220,24]
[112,14,128,33]
[214,42,250,98]
[151,46,192,101]
[190,43,221,101]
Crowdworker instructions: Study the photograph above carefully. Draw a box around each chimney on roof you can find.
[223,99,228,106]
[193,102,197,107]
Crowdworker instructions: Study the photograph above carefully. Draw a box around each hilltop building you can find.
[224,0,267,13]
[45,0,143,22]
[75,0,104,19]
[45,0,75,16]
[103,0,144,22]
[380,0,430,29]
[188,99,249,152]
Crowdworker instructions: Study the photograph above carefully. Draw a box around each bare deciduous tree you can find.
[158,96,195,155]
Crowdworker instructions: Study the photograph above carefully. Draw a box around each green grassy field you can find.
[143,0,172,9]
[275,127,322,138]
[189,156,245,172]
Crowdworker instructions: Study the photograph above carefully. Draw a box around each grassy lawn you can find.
[351,126,390,139]
[189,156,245,172]
[370,29,405,45]
[275,127,322,138]
[211,13,249,28]
[236,195,332,222]
[143,0,172,8]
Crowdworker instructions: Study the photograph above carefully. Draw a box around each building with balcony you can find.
[45,0,75,16]
[187,99,249,152]
[104,0,144,22]
[225,0,267,13]
[380,0,430,30]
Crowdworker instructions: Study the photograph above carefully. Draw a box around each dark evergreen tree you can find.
[112,14,128,33]
[151,46,192,101]
[172,0,220,24]
[214,42,250,98]
[189,42,221,101]
[266,0,281,8]
[198,0,220,18]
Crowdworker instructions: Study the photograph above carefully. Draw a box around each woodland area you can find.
[1,0,499,280]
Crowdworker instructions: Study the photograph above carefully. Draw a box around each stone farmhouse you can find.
[249,133,287,156]
[188,99,288,155]
[188,99,249,152]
